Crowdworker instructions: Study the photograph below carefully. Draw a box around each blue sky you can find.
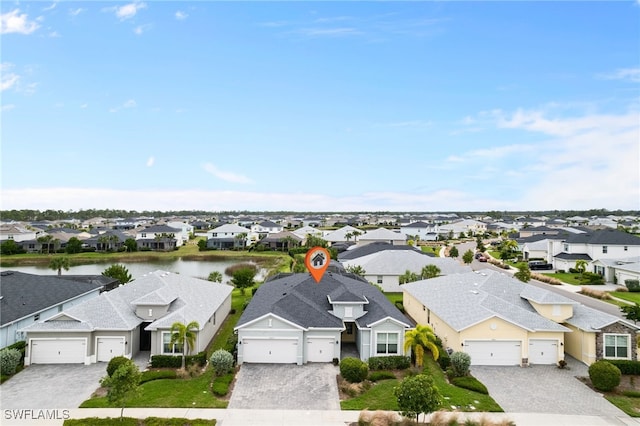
[2,1,639,212]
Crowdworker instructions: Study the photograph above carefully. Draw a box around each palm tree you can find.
[208,271,223,283]
[49,256,71,275]
[404,324,440,367]
[345,232,353,242]
[281,236,297,252]
[170,320,200,369]
[575,259,588,274]
[235,233,248,250]
[352,230,362,243]
[421,265,441,280]
[38,235,54,254]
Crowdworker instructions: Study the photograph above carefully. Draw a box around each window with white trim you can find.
[376,332,399,355]
[162,332,183,354]
[377,275,383,284]
[604,334,630,359]
[602,246,608,254]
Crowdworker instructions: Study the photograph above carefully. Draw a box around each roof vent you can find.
[470,290,479,294]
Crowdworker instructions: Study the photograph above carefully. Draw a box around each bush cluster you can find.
[0,348,22,375]
[450,376,488,394]
[140,369,177,384]
[106,356,131,377]
[367,356,410,371]
[530,272,562,285]
[340,357,369,383]
[150,352,207,368]
[580,272,605,285]
[606,360,640,375]
[589,360,621,391]
[210,349,235,376]
[394,301,405,313]
[449,351,471,377]
[437,349,451,370]
[626,280,640,292]
[6,341,26,364]
[368,371,396,382]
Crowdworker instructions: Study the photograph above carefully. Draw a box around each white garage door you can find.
[465,340,521,366]
[242,338,298,364]
[307,337,334,362]
[97,337,125,362]
[529,339,558,365]
[30,339,85,364]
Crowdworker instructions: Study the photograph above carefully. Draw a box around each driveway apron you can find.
[0,364,106,410]
[471,357,627,417]
[228,364,340,410]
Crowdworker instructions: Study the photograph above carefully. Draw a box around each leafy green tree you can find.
[37,235,55,254]
[305,234,328,248]
[124,238,138,252]
[49,256,70,275]
[476,236,486,253]
[449,246,459,258]
[404,324,440,367]
[102,264,133,284]
[170,320,200,369]
[281,236,298,252]
[234,233,248,250]
[421,265,441,280]
[100,360,141,419]
[65,237,83,254]
[345,264,366,277]
[621,303,640,324]
[575,259,588,275]
[394,374,441,423]
[514,263,531,282]
[462,249,474,265]
[197,239,208,251]
[208,271,223,283]
[1,240,23,255]
[399,270,420,284]
[231,267,256,294]
[499,239,519,261]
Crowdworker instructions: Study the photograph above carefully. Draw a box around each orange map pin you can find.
[305,246,330,283]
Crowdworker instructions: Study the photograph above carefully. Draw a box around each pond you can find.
[0,257,268,282]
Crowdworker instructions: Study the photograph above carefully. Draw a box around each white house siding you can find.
[363,274,402,293]
[237,315,305,365]
[2,290,101,348]
[332,304,366,320]
[358,329,371,360]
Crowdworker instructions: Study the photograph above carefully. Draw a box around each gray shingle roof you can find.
[236,272,413,330]
[0,271,108,326]
[342,250,470,276]
[402,270,569,333]
[338,242,424,261]
[565,229,640,246]
[565,304,637,331]
[554,253,593,260]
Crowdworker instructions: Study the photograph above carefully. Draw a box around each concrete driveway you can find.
[228,364,340,410]
[471,357,627,416]
[0,364,106,409]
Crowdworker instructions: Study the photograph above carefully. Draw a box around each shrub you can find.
[150,352,207,369]
[0,348,22,375]
[394,301,405,313]
[607,360,640,375]
[623,390,640,398]
[449,351,471,377]
[450,376,488,394]
[530,272,562,285]
[340,357,369,383]
[580,287,612,300]
[626,280,640,292]
[368,371,396,382]
[6,341,26,364]
[106,356,131,377]
[437,349,451,370]
[212,373,234,396]
[140,369,177,384]
[589,360,621,391]
[580,272,605,285]
[368,356,411,371]
[210,349,235,376]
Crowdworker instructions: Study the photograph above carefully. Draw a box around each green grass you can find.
[208,289,253,356]
[80,367,227,408]
[540,272,583,285]
[605,395,640,417]
[65,418,217,425]
[340,357,502,412]
[611,292,640,304]
[384,293,403,305]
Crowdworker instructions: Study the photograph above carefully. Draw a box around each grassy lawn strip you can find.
[65,418,216,425]
[540,272,583,285]
[611,292,640,304]
[340,356,502,412]
[605,395,640,417]
[384,293,403,306]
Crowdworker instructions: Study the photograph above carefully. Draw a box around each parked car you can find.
[474,252,485,259]
[478,256,488,262]
[528,260,553,270]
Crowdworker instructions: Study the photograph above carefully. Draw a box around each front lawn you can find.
[340,356,502,412]
[610,292,640,304]
[605,395,640,417]
[540,272,583,285]
[385,293,403,306]
[65,418,216,425]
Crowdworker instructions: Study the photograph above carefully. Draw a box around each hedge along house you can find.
[402,269,640,366]
[21,270,232,365]
[234,272,414,365]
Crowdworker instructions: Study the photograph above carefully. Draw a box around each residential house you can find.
[1,271,115,348]
[591,257,640,285]
[21,271,232,365]
[400,221,439,242]
[251,220,284,238]
[291,225,324,242]
[402,269,639,366]
[84,230,131,252]
[235,271,414,365]
[166,221,195,244]
[438,219,487,238]
[206,223,252,250]
[136,224,182,251]
[341,249,470,292]
[0,224,39,242]
[256,231,303,251]
[357,228,406,247]
[324,226,363,245]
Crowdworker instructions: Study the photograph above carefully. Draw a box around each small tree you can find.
[102,264,133,285]
[514,263,531,283]
[404,324,439,367]
[394,374,441,423]
[0,348,22,375]
[345,264,366,277]
[231,267,256,295]
[124,238,138,253]
[575,259,588,275]
[450,351,471,377]
[65,237,83,254]
[49,256,70,276]
[421,265,440,280]
[210,349,234,376]
[462,249,474,265]
[100,360,141,419]
[621,302,640,323]
[399,270,420,284]
[1,240,24,255]
[449,246,459,258]
[208,271,223,283]
[170,320,200,369]
[197,239,208,251]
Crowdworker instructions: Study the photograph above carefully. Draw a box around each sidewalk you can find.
[3,408,640,426]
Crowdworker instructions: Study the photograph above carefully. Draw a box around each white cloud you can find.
[175,11,188,20]
[202,163,253,184]
[110,99,137,112]
[295,27,361,37]
[1,104,16,112]
[42,2,57,12]
[69,8,85,17]
[114,2,147,20]
[1,9,40,35]
[48,30,61,38]
[1,64,20,91]
[598,68,640,83]
[146,156,155,167]
[133,24,152,35]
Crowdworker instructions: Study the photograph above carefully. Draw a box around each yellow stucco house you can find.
[403,269,639,366]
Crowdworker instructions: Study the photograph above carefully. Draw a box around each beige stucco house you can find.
[403,269,639,366]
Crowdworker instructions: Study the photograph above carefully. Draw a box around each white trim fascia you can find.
[234,312,306,331]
